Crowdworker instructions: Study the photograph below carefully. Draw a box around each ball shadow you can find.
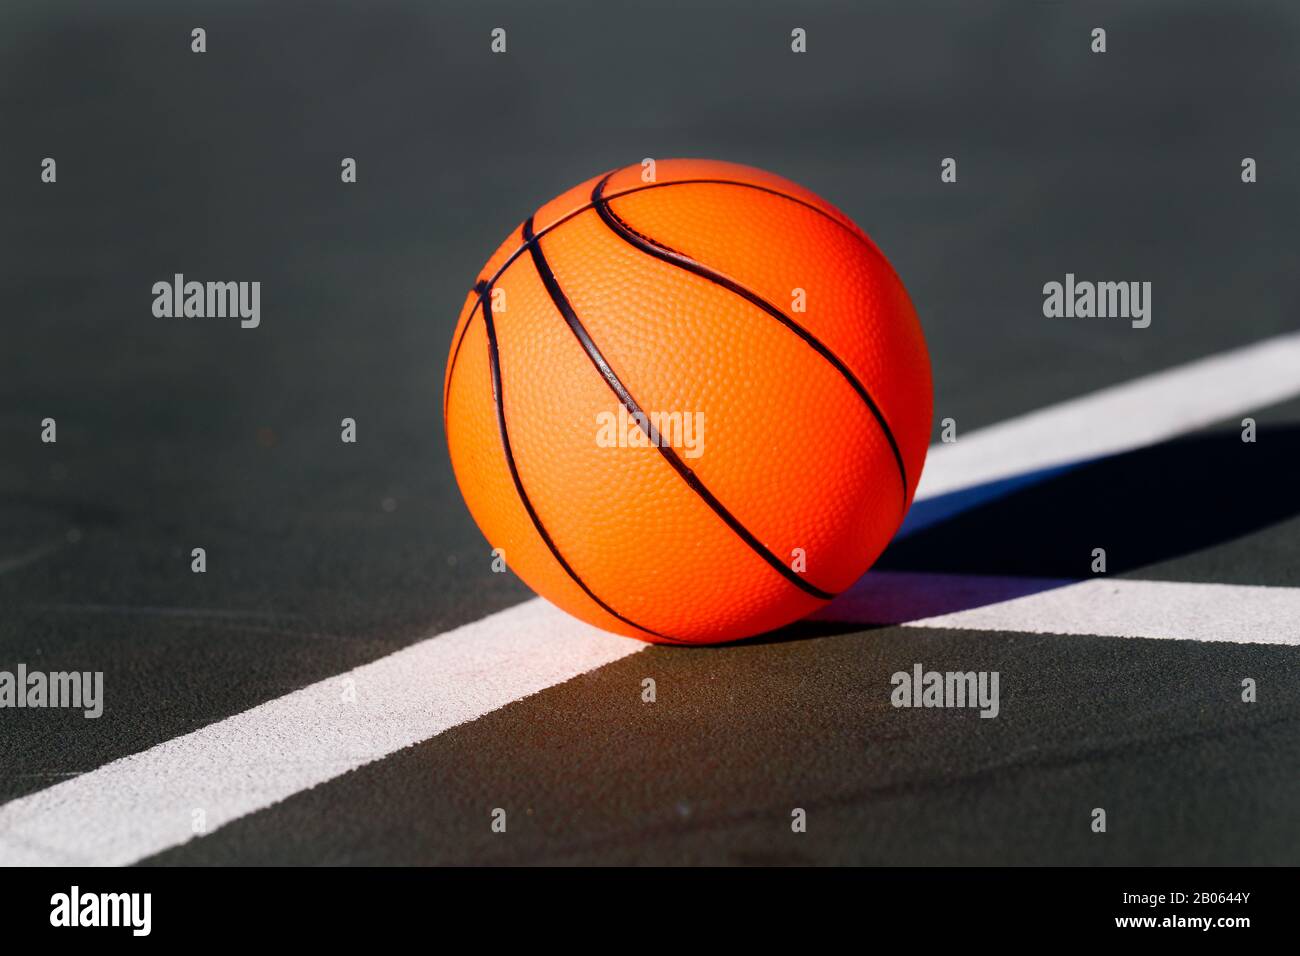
[732,424,1300,647]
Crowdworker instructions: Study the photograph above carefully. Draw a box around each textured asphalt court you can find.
[1,0,1297,865]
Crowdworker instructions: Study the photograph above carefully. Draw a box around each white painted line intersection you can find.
[3,334,1299,865]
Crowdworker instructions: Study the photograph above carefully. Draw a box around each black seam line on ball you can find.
[591,173,909,513]
[442,170,895,414]
[442,281,488,430]
[523,215,836,603]
[480,270,685,644]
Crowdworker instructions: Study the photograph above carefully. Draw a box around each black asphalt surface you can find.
[1,0,1298,865]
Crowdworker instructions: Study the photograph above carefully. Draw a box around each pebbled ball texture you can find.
[444,159,932,645]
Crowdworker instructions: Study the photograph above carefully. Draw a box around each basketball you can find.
[444,159,932,645]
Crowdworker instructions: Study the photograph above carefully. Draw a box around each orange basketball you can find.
[443,159,932,645]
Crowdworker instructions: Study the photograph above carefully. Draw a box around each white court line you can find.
[0,602,642,866]
[907,579,1300,645]
[817,573,1300,646]
[916,329,1300,500]
[904,330,1300,534]
[3,333,1299,866]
